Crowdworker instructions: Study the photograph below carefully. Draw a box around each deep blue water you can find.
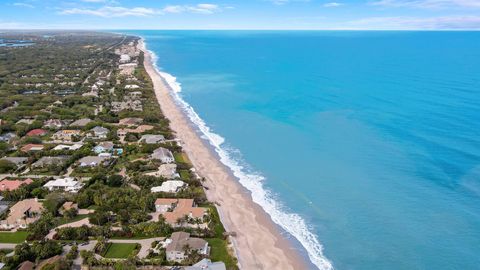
[126,30,480,270]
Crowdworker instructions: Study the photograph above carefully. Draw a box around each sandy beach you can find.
[139,40,308,270]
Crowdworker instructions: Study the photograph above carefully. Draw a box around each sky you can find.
[1,0,480,30]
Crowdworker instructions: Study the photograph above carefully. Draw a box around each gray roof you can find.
[78,156,108,166]
[0,157,28,166]
[184,259,226,270]
[70,118,92,127]
[91,126,109,134]
[151,147,173,160]
[32,156,69,167]
[140,134,165,144]
[166,232,207,253]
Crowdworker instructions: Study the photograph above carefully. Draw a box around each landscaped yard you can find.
[0,231,28,243]
[103,243,139,258]
[206,238,238,269]
[174,152,189,164]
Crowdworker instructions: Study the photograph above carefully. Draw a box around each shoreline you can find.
[138,39,309,269]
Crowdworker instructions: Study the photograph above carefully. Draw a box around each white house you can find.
[44,177,84,193]
[151,147,174,163]
[151,180,186,193]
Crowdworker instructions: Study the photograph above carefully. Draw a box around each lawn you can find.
[179,169,190,180]
[103,243,139,258]
[0,231,28,243]
[206,238,238,269]
[174,152,189,164]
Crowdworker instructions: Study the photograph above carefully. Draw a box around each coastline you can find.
[138,39,309,269]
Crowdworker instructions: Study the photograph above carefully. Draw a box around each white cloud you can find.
[60,3,224,17]
[268,0,311,5]
[323,2,344,7]
[162,3,222,14]
[370,0,480,9]
[346,15,480,29]
[13,2,35,8]
[60,6,159,17]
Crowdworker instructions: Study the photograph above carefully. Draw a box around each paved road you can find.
[46,218,92,239]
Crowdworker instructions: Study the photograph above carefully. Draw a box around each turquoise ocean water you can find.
[125,31,480,270]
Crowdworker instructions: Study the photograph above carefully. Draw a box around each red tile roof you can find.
[0,178,33,191]
[26,129,47,136]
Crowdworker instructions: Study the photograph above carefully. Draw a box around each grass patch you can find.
[179,170,190,180]
[103,243,139,258]
[206,238,238,269]
[0,231,28,243]
[174,152,190,164]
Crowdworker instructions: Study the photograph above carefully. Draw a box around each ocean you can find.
[126,30,480,270]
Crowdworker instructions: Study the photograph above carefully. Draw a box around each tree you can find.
[43,193,65,215]
[0,159,16,173]
[106,174,123,187]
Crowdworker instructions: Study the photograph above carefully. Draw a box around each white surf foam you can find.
[147,46,333,270]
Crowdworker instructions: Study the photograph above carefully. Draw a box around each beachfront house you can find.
[165,232,209,263]
[151,147,175,163]
[139,134,165,144]
[154,198,208,228]
[184,259,226,270]
[151,180,186,193]
[145,163,179,179]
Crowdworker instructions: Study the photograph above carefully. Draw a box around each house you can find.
[0,198,43,229]
[154,198,208,227]
[44,177,84,193]
[117,125,154,137]
[70,118,92,127]
[59,201,78,215]
[0,157,28,167]
[32,156,69,168]
[119,63,137,76]
[119,117,142,126]
[78,156,110,167]
[26,129,47,137]
[151,147,175,163]
[52,130,82,142]
[151,180,186,193]
[89,126,109,139]
[125,84,140,89]
[43,119,64,129]
[93,141,114,154]
[17,261,34,270]
[52,143,83,151]
[139,134,165,144]
[21,144,44,152]
[0,178,33,191]
[16,119,35,125]
[0,132,16,142]
[145,164,179,179]
[119,54,131,63]
[184,259,226,270]
[165,232,209,263]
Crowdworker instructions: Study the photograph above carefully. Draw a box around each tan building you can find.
[1,198,44,229]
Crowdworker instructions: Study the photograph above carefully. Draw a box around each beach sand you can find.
[139,40,308,270]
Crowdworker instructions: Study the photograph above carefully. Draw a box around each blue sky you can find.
[1,0,480,30]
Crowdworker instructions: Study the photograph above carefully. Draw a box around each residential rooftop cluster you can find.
[0,32,236,270]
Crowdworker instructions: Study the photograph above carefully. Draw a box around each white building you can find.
[151,180,186,193]
[151,147,175,163]
[119,54,131,63]
[44,177,84,193]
